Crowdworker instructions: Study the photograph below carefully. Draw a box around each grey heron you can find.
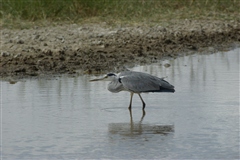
[90,70,175,110]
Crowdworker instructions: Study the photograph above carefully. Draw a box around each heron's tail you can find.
[144,88,175,93]
[159,88,175,93]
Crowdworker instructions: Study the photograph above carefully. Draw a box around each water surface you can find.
[1,48,239,159]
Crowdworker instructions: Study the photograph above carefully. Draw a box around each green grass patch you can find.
[1,0,239,28]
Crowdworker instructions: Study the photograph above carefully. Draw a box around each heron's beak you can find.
[89,76,107,82]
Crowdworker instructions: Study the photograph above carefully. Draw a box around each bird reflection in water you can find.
[109,110,174,137]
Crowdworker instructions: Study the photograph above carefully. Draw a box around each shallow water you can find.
[1,48,239,159]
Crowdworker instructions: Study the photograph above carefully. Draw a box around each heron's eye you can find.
[107,73,116,77]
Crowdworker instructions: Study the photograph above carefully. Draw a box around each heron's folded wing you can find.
[120,74,160,92]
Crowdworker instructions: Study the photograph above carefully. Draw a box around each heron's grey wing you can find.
[120,71,174,93]
[119,72,160,92]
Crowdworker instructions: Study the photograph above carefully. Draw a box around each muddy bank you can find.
[1,20,240,78]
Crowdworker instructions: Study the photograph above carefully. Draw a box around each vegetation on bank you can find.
[1,0,240,28]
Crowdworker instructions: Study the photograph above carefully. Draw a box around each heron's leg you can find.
[128,92,134,110]
[138,93,146,110]
[140,109,146,123]
[129,108,133,122]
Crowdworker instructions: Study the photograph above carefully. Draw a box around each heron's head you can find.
[90,73,117,82]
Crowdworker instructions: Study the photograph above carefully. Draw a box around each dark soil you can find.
[1,20,240,78]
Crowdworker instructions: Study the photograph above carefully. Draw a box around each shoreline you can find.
[1,20,240,79]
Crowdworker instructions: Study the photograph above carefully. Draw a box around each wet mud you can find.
[1,20,240,78]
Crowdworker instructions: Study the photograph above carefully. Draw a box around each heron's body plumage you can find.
[108,71,175,93]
